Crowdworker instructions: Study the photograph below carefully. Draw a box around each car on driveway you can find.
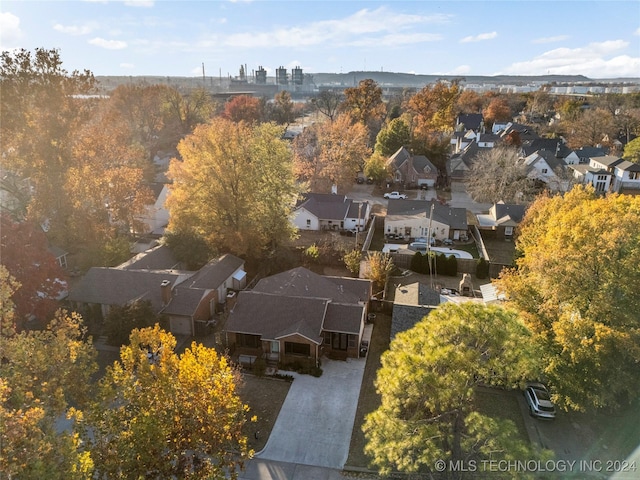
[384,191,408,200]
[524,382,556,419]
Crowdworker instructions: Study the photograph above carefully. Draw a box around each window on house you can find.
[284,342,310,356]
[237,334,260,348]
[630,172,640,180]
[348,335,357,348]
[541,168,548,174]
[323,332,331,345]
[306,219,311,226]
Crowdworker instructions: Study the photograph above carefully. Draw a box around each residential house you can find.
[390,282,441,339]
[573,146,607,165]
[67,246,246,337]
[476,202,527,239]
[611,160,640,194]
[292,193,370,232]
[225,267,372,365]
[48,245,68,269]
[568,164,613,193]
[385,199,468,242]
[135,183,170,237]
[455,113,484,132]
[386,147,438,189]
[520,150,571,192]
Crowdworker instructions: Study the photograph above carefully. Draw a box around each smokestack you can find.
[161,280,172,305]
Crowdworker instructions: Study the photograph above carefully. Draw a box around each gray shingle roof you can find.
[296,193,351,221]
[616,160,640,172]
[68,268,189,311]
[391,304,435,339]
[323,303,364,334]
[184,254,244,289]
[226,291,327,344]
[118,245,180,271]
[492,203,527,223]
[386,199,468,230]
[253,266,368,303]
[456,113,484,131]
[387,146,411,170]
[591,155,624,168]
[161,287,207,316]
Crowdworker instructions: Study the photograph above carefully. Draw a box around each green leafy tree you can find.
[363,151,390,184]
[374,117,411,156]
[167,119,298,258]
[104,300,160,346]
[622,137,640,163]
[363,303,545,477]
[269,90,295,126]
[75,325,251,479]
[497,186,640,411]
[163,230,212,270]
[0,285,97,479]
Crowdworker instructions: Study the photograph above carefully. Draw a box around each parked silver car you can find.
[524,382,556,419]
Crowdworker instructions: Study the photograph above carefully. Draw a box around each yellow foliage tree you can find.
[75,325,251,479]
[167,119,298,257]
[497,186,640,411]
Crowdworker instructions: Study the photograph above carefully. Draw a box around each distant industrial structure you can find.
[222,64,314,97]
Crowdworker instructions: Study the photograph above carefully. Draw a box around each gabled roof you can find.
[456,113,484,131]
[253,266,369,304]
[574,146,607,160]
[295,193,351,221]
[386,199,468,230]
[521,138,571,158]
[523,150,566,172]
[590,155,624,168]
[411,154,437,174]
[491,202,527,224]
[68,268,191,311]
[183,253,244,290]
[161,287,208,316]
[118,245,180,271]
[387,146,411,170]
[226,291,327,344]
[615,160,640,172]
[346,201,369,219]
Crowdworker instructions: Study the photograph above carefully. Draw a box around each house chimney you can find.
[160,280,172,305]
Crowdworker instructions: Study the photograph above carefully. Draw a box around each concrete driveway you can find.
[255,357,366,469]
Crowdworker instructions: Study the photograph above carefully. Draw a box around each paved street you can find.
[238,459,359,480]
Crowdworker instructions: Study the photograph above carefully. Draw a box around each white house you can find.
[521,150,570,192]
[292,193,370,232]
[612,160,640,194]
[568,164,613,193]
[135,183,170,236]
[384,199,468,241]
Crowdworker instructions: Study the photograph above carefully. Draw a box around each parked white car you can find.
[383,191,408,200]
[524,382,556,419]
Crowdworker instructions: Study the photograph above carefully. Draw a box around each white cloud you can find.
[0,12,23,49]
[460,31,497,43]
[124,0,154,6]
[222,7,451,49]
[89,37,128,49]
[532,35,569,44]
[120,62,134,69]
[501,40,640,77]
[54,22,96,36]
[635,27,640,36]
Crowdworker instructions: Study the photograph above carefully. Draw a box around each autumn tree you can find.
[406,81,461,135]
[292,114,371,193]
[374,117,411,156]
[455,89,483,114]
[75,325,250,479]
[163,86,217,141]
[363,303,545,477]
[341,79,386,140]
[465,146,540,204]
[0,214,67,329]
[222,94,264,124]
[167,119,298,258]
[364,251,394,292]
[311,90,342,122]
[268,90,295,126]
[623,137,640,163]
[563,107,617,149]
[497,186,640,411]
[482,97,513,128]
[103,300,161,346]
[0,48,95,226]
[0,287,97,479]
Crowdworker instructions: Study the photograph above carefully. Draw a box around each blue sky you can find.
[1,1,639,78]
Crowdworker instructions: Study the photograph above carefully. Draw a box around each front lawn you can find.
[238,374,291,453]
